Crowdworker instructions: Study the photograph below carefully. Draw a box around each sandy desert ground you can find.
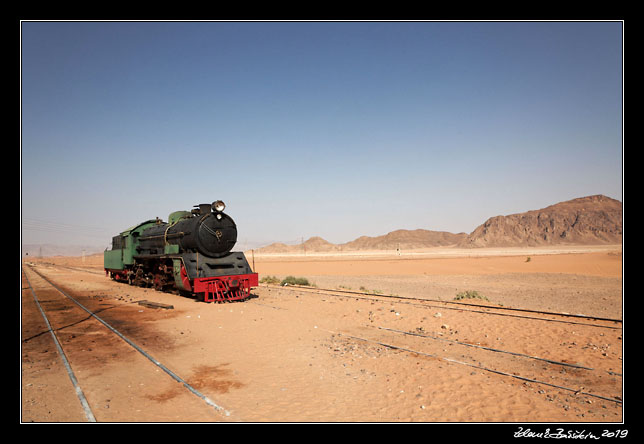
[21,245,623,424]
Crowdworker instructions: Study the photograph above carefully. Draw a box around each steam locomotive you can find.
[104,200,258,302]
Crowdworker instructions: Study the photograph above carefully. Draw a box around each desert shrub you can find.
[281,276,311,286]
[358,285,382,295]
[454,290,488,301]
[259,275,281,285]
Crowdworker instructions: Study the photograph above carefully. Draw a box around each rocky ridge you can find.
[459,195,622,248]
[255,195,622,253]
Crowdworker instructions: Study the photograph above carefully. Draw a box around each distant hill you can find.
[458,195,622,248]
[342,229,466,251]
[21,244,104,257]
[255,229,467,254]
[254,236,339,254]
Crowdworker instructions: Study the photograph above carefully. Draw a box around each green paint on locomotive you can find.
[168,210,191,224]
[172,258,188,291]
[104,219,160,270]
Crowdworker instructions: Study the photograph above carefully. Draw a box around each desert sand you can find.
[21,245,623,423]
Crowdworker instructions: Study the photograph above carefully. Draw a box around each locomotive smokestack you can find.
[198,203,212,215]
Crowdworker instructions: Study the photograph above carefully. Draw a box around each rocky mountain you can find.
[458,195,622,248]
[255,195,622,253]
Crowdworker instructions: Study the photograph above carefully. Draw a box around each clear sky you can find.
[21,21,623,250]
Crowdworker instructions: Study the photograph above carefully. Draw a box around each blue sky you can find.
[21,21,623,250]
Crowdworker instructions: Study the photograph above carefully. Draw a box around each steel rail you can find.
[24,265,233,419]
[39,263,622,324]
[376,326,595,371]
[22,269,97,422]
[286,284,622,322]
[31,263,105,276]
[268,284,622,329]
[331,330,622,405]
[378,325,622,377]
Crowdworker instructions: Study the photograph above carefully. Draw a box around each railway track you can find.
[268,283,622,330]
[261,284,623,407]
[22,263,623,419]
[330,327,622,405]
[21,264,235,422]
[36,263,622,328]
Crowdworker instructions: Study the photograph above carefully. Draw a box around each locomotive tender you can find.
[104,200,258,302]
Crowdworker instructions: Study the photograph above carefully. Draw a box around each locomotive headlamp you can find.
[213,200,226,212]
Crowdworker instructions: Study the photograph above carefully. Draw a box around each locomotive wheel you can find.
[135,268,146,287]
[153,274,165,291]
[146,272,154,288]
